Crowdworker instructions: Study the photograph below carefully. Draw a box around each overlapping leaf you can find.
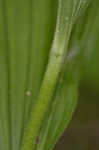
[0,0,99,150]
[21,1,94,150]
[34,1,99,150]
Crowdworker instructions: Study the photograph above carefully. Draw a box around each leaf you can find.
[81,0,99,87]
[35,61,79,150]
[0,2,11,150]
[34,1,99,150]
[0,0,98,150]
[21,1,93,150]
[0,0,57,150]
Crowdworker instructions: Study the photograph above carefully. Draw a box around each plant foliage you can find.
[0,0,99,150]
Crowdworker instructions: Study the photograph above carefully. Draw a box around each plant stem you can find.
[21,0,73,150]
[21,47,69,150]
[21,30,72,150]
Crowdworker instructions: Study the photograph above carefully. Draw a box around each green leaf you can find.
[0,2,11,150]
[0,1,57,150]
[35,62,79,150]
[33,1,99,150]
[5,1,31,150]
[21,1,92,150]
[0,0,98,150]
[81,0,99,87]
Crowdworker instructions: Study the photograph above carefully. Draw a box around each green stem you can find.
[21,30,72,150]
[21,0,92,150]
[21,55,63,150]
[21,0,73,150]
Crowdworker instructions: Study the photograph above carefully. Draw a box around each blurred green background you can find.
[54,43,99,150]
